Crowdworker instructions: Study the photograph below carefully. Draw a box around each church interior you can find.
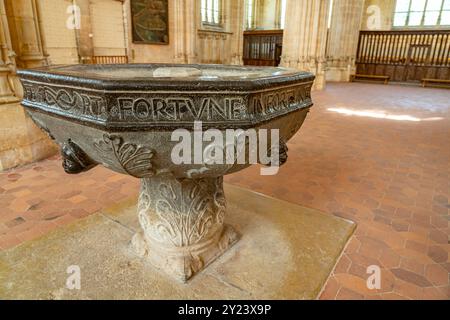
[0,0,449,300]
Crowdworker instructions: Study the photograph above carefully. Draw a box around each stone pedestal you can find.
[131,176,239,282]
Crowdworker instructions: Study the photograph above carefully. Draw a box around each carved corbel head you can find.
[267,138,288,167]
[61,140,97,174]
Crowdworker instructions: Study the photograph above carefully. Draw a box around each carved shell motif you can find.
[94,134,155,178]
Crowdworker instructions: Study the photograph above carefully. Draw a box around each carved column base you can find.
[131,176,239,282]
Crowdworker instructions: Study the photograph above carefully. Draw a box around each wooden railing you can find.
[84,55,129,64]
[356,30,450,82]
[243,30,283,66]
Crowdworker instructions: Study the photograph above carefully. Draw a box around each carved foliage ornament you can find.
[138,177,226,248]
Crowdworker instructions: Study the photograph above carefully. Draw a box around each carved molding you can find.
[22,84,107,118]
[21,82,313,128]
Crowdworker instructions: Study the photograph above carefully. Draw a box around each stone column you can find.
[326,0,364,82]
[0,1,57,171]
[35,0,50,65]
[173,0,198,64]
[131,175,239,282]
[185,0,198,63]
[229,0,245,65]
[280,0,330,90]
[4,0,47,68]
[0,0,18,103]
[73,0,94,64]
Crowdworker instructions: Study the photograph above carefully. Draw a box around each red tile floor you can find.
[1,83,449,299]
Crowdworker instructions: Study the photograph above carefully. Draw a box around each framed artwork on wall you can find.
[130,0,169,45]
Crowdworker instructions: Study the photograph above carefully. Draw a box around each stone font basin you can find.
[18,64,314,282]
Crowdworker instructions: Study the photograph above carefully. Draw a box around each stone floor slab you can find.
[0,184,355,300]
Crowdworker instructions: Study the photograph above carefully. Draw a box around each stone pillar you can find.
[326,0,364,82]
[4,0,47,68]
[0,0,18,103]
[185,0,198,63]
[35,0,50,65]
[0,0,57,171]
[280,0,330,90]
[131,175,239,282]
[229,0,245,65]
[73,0,94,64]
[173,0,198,64]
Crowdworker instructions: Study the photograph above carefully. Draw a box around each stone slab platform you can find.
[0,184,355,300]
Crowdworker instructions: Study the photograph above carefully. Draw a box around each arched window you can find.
[201,0,222,27]
[393,0,450,27]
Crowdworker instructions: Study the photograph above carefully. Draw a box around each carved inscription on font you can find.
[22,83,312,124]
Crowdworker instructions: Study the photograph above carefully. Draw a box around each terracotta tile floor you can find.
[1,83,449,299]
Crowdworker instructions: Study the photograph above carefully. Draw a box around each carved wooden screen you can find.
[356,30,450,82]
[243,30,284,66]
[91,56,129,64]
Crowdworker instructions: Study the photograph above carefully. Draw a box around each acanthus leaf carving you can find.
[139,176,226,248]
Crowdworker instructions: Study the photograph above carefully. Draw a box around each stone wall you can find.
[90,0,127,56]
[0,0,58,171]
[126,0,244,65]
[124,0,175,63]
[259,0,279,30]
[246,0,284,30]
[38,0,78,65]
[0,103,57,171]
[196,0,244,65]
[361,0,395,31]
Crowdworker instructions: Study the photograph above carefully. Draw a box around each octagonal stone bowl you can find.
[18,64,315,282]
